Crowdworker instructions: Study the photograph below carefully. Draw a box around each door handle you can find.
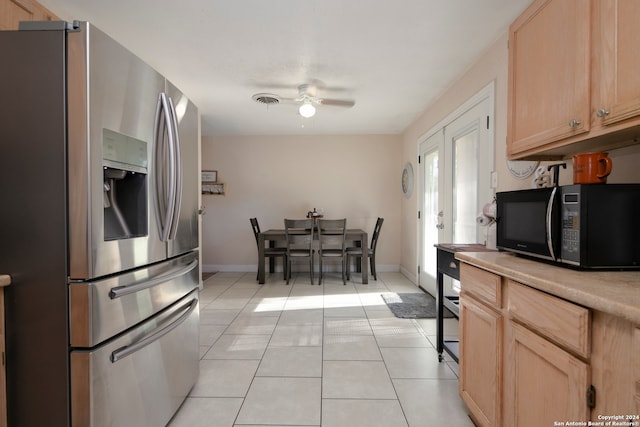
[436,210,444,229]
[154,93,178,242]
[167,96,182,240]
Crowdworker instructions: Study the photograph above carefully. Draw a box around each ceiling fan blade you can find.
[317,98,355,108]
[276,96,302,105]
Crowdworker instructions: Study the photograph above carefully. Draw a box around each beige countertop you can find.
[0,274,10,287]
[455,251,640,325]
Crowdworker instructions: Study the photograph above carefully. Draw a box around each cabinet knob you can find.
[568,119,581,128]
[596,108,610,118]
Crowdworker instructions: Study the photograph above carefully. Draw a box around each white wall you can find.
[200,33,640,277]
[201,134,402,272]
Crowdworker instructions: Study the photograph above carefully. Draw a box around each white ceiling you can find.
[39,0,531,136]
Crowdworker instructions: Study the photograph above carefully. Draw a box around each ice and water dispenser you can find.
[102,128,148,240]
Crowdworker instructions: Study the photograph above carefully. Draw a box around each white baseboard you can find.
[202,264,402,274]
[399,265,417,285]
[202,265,254,273]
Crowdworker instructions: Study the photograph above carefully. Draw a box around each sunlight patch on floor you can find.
[252,293,386,313]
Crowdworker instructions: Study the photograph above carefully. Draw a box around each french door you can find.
[418,84,494,295]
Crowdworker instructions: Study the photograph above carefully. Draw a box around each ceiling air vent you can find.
[252,93,280,105]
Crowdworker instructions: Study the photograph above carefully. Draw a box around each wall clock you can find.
[506,159,539,179]
[401,162,414,198]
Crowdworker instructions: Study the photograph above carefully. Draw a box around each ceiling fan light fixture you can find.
[299,101,316,118]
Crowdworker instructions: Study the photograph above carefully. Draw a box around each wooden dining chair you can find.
[318,218,347,285]
[284,218,315,285]
[346,217,384,281]
[250,218,287,280]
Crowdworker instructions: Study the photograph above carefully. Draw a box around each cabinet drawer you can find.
[508,280,590,358]
[460,263,502,308]
[437,250,460,280]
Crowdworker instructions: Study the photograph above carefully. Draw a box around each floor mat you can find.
[381,292,455,319]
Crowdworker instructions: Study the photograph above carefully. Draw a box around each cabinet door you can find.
[459,294,502,427]
[0,0,58,31]
[635,327,640,413]
[0,289,5,427]
[507,0,590,157]
[1,0,36,30]
[594,0,640,127]
[505,322,589,427]
[590,312,640,416]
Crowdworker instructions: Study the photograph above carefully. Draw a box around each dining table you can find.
[257,228,369,284]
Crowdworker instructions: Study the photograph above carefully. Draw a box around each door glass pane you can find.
[453,128,478,243]
[422,149,439,279]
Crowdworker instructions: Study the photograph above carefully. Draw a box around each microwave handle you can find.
[546,186,558,260]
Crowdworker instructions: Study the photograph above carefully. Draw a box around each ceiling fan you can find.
[252,83,355,118]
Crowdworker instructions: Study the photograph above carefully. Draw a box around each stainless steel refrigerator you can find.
[0,21,201,426]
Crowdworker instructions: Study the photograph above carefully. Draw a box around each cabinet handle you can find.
[596,108,610,118]
[568,119,581,128]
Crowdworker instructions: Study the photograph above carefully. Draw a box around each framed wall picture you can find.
[201,170,217,182]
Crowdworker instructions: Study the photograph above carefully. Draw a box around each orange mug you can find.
[572,152,612,184]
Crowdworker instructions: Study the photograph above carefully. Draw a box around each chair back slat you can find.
[284,218,315,284]
[318,219,347,251]
[250,217,260,246]
[370,217,384,251]
[284,219,314,249]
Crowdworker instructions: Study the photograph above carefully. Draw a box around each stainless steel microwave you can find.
[496,184,640,269]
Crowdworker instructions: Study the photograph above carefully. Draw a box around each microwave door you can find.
[496,187,561,261]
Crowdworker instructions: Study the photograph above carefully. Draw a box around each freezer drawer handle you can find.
[109,259,198,299]
[110,296,198,363]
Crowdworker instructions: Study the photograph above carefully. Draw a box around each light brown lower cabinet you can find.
[0,288,6,427]
[459,293,503,427]
[590,311,640,416]
[459,262,638,427]
[504,322,590,426]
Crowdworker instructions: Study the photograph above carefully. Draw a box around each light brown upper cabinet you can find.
[1,0,59,31]
[593,0,640,128]
[508,0,640,159]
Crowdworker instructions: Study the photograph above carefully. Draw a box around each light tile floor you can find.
[168,271,474,427]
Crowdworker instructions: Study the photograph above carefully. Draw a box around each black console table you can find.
[435,243,495,363]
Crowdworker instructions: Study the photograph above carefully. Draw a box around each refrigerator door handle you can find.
[167,96,182,240]
[154,92,178,242]
[108,259,198,299]
[110,296,198,363]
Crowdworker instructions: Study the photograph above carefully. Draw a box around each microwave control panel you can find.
[560,191,581,263]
